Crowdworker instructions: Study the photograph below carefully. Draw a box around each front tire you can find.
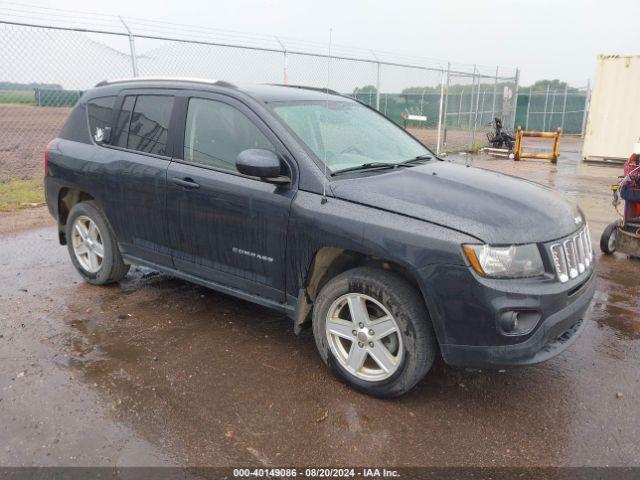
[600,220,619,255]
[312,267,437,398]
[66,201,129,285]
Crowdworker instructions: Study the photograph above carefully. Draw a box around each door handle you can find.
[171,177,200,189]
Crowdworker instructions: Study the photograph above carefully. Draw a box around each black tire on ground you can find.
[600,221,619,255]
[65,201,130,285]
[312,267,437,398]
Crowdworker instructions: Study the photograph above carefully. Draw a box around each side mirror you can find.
[236,149,289,184]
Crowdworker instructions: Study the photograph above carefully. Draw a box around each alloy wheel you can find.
[71,215,104,273]
[325,293,404,381]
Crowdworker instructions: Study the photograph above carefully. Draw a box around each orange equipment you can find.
[513,127,562,163]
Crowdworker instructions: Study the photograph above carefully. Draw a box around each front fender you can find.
[285,191,473,298]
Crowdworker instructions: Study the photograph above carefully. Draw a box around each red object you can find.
[627,199,640,220]
[624,153,639,177]
[622,153,640,219]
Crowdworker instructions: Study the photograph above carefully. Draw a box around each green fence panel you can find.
[351,92,442,128]
[34,88,83,107]
[514,93,586,135]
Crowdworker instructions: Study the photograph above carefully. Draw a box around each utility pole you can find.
[560,84,569,132]
[458,87,464,127]
[525,86,532,131]
[549,88,557,130]
[580,80,591,137]
[436,68,445,155]
[371,50,381,111]
[471,66,481,149]
[542,84,550,131]
[442,62,451,150]
[119,17,138,77]
[275,37,288,84]
[468,65,476,130]
[511,67,520,129]
[491,66,498,121]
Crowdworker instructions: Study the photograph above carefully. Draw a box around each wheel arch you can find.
[57,187,96,244]
[293,246,425,333]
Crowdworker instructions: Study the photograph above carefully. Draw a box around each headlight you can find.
[462,243,544,278]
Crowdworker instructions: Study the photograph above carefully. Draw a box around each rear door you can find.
[166,92,296,302]
[100,91,177,267]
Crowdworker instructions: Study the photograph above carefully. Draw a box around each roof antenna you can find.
[321,28,333,205]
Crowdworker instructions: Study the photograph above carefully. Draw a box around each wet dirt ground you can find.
[0,105,70,181]
[0,138,639,468]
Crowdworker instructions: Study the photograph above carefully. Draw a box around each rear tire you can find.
[312,267,437,398]
[66,201,129,285]
[600,221,619,255]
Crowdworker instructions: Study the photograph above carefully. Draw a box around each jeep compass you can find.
[44,78,596,397]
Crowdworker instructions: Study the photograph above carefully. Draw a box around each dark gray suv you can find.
[44,78,596,397]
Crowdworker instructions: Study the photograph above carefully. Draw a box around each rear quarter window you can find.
[59,103,91,143]
[114,96,135,148]
[127,95,174,156]
[87,96,115,143]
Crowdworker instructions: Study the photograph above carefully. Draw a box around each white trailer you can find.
[582,54,640,164]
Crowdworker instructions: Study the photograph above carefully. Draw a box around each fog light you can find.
[499,311,519,333]
[498,310,541,336]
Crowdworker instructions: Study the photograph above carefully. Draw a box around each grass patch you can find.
[441,142,488,155]
[467,142,489,154]
[0,178,45,211]
[0,90,35,105]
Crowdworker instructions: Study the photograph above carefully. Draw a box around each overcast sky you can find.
[6,0,640,85]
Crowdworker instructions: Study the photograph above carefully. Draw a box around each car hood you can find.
[330,161,581,244]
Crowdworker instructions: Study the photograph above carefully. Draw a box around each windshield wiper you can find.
[330,162,399,176]
[331,155,433,176]
[401,154,433,165]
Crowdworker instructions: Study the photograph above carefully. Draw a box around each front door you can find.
[166,94,295,302]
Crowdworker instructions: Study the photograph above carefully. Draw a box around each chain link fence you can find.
[514,84,590,135]
[0,18,519,184]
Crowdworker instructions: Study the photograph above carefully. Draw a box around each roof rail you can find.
[266,84,341,96]
[94,77,237,88]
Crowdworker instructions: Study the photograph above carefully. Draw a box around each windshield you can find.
[271,100,432,173]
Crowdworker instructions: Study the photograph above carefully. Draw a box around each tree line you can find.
[0,81,63,91]
[353,79,581,95]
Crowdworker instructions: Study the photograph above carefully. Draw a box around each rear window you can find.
[87,96,115,143]
[124,95,175,155]
[113,94,174,156]
[114,96,135,149]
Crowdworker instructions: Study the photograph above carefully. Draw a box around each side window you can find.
[127,95,174,155]
[114,95,135,148]
[87,96,115,143]
[183,98,274,173]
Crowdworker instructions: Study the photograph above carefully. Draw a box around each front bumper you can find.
[419,264,596,369]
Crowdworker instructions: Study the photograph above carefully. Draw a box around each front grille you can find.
[549,226,593,283]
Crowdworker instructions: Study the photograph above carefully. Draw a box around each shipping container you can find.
[582,54,640,163]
